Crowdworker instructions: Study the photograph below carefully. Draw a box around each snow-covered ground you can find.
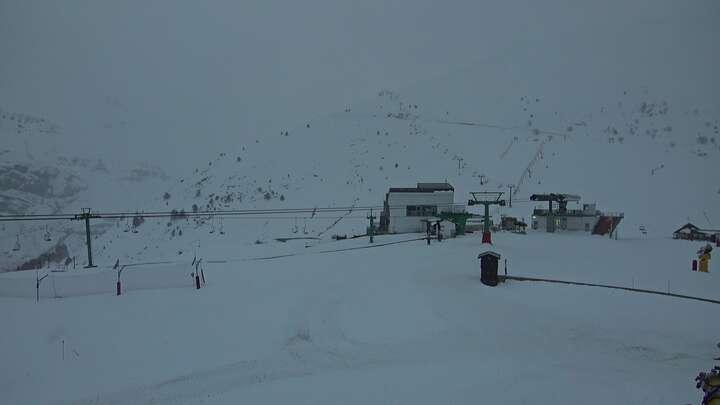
[3,0,719,271]
[1,1,719,403]
[1,232,717,404]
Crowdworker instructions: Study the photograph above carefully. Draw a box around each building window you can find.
[406,205,437,217]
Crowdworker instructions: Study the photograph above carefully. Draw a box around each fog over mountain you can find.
[1,0,717,170]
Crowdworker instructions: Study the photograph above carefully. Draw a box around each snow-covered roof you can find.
[674,223,699,233]
[478,248,501,259]
[389,182,454,193]
[421,217,440,221]
[699,228,720,234]
[673,223,719,235]
[416,182,454,191]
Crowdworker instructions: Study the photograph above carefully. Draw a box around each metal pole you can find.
[194,261,201,290]
[547,200,554,233]
[483,203,490,234]
[116,266,123,296]
[36,272,48,303]
[84,214,95,268]
[508,185,513,207]
[426,221,431,245]
[367,209,375,243]
[481,202,492,243]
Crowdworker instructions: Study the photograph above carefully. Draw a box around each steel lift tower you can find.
[529,193,581,233]
[72,208,100,268]
[468,192,505,244]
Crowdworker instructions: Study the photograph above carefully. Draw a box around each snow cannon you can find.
[478,248,502,286]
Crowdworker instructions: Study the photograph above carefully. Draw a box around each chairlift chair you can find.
[209,216,215,234]
[43,225,51,242]
[219,217,225,235]
[12,235,20,251]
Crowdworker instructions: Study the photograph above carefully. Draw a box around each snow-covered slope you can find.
[83,81,720,266]
[0,108,171,271]
[1,232,718,404]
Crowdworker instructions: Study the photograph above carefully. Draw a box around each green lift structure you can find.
[439,211,474,236]
[467,192,505,244]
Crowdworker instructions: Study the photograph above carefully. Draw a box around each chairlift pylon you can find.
[132,211,140,233]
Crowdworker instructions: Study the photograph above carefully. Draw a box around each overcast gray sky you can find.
[1,0,718,170]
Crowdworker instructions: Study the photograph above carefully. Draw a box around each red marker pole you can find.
[482,231,492,244]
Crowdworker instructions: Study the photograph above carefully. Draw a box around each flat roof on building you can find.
[389,182,454,193]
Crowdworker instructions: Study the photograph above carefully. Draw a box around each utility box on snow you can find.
[478,249,501,286]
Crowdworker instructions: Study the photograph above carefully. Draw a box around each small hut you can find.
[478,248,502,286]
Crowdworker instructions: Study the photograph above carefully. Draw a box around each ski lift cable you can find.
[0,199,543,224]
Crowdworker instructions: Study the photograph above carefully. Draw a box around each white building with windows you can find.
[379,183,459,234]
[531,201,623,236]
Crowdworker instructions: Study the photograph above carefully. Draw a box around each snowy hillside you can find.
[0,107,171,271]
[81,83,720,267]
[2,0,718,270]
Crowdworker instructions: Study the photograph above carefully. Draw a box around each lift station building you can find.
[530,193,623,236]
[379,183,463,234]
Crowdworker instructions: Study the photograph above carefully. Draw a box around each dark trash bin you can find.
[478,250,501,286]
